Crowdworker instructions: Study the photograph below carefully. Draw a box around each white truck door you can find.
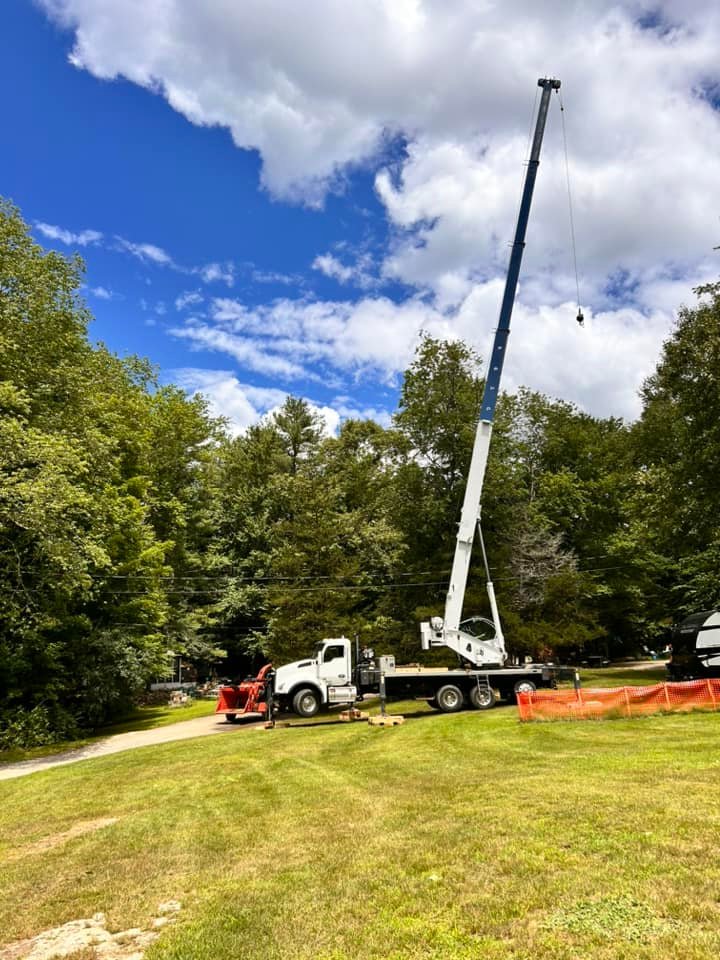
[317,641,351,687]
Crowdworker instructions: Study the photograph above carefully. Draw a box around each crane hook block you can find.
[576,309,585,327]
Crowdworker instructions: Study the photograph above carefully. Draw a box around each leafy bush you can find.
[0,704,79,750]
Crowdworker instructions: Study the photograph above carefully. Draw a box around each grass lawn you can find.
[2,666,719,959]
[573,663,668,688]
[0,699,218,764]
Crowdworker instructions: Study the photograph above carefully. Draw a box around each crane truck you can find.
[216,77,565,722]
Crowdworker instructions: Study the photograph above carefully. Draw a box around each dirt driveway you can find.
[0,713,263,782]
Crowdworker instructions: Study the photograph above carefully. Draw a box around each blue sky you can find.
[3,0,720,429]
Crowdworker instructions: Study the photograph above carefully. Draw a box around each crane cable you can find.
[558,89,584,326]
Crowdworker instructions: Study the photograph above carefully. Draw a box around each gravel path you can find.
[0,713,263,782]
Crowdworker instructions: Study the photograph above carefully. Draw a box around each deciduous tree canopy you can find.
[2,198,718,745]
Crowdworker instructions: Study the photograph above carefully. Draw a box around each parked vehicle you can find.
[667,611,720,680]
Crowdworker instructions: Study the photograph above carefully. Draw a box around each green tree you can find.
[0,199,222,741]
[632,281,720,619]
[273,395,324,474]
[204,423,288,670]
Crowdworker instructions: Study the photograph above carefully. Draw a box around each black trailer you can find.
[667,610,720,680]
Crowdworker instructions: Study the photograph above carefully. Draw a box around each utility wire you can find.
[90,564,637,598]
[96,552,633,584]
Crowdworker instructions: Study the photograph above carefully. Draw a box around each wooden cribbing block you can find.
[368,715,405,727]
[340,709,369,722]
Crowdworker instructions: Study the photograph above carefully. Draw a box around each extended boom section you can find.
[421,77,561,668]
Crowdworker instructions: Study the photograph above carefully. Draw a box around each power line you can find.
[91,564,639,598]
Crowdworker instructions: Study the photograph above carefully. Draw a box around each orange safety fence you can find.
[517,678,720,722]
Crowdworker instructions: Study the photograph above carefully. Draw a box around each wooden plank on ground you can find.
[339,709,369,722]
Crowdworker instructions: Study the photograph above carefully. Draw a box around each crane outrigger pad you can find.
[340,708,369,722]
[368,715,405,727]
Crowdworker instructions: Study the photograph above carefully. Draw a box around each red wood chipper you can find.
[214,663,274,722]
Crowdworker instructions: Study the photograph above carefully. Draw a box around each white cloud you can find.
[89,285,113,299]
[251,268,303,286]
[332,401,393,428]
[168,283,693,420]
[312,251,377,289]
[312,254,354,284]
[35,222,102,246]
[175,290,204,310]
[116,237,174,265]
[173,294,453,385]
[471,297,672,422]
[169,320,308,380]
[171,367,379,436]
[197,262,235,287]
[37,2,720,205]
[311,405,341,437]
[40,0,720,419]
[172,368,287,434]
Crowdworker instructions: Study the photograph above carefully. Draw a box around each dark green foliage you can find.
[631,281,720,620]
[205,401,405,669]
[0,201,220,745]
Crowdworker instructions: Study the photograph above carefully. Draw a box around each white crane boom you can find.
[420,77,561,667]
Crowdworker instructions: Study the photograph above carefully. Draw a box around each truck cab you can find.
[273,637,357,717]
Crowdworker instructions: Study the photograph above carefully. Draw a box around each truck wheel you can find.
[435,684,465,713]
[513,679,537,701]
[224,713,237,723]
[292,688,321,718]
[469,685,497,710]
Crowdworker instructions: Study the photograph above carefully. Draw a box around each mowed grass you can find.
[574,663,668,688]
[2,677,720,960]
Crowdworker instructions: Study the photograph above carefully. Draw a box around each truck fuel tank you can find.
[327,685,357,704]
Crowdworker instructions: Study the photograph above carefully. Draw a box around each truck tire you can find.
[292,687,321,718]
[513,679,537,701]
[435,684,465,713]
[469,685,497,710]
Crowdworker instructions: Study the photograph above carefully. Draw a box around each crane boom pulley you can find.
[420,77,561,668]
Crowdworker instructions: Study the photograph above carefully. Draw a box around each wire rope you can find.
[558,89,584,326]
